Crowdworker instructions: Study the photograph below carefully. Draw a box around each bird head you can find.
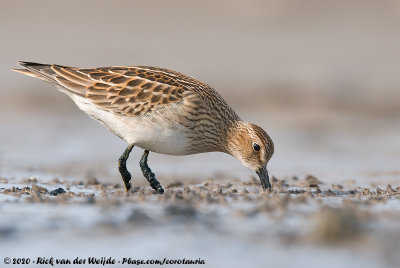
[226,122,274,190]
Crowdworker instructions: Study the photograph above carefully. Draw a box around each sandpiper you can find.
[12,62,274,194]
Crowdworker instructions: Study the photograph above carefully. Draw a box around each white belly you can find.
[71,95,189,155]
[119,115,189,155]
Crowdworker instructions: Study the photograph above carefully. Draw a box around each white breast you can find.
[70,95,190,155]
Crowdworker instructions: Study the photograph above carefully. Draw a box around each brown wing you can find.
[14,62,238,122]
[52,65,196,116]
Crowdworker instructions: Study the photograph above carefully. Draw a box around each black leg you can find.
[118,144,134,192]
[139,150,164,194]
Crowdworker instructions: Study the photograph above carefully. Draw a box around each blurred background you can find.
[0,0,399,183]
[0,1,400,267]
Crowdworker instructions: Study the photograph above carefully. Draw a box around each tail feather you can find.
[12,61,85,97]
[11,68,39,78]
[15,61,57,84]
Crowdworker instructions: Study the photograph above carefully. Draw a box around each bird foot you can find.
[150,179,164,194]
[122,175,132,192]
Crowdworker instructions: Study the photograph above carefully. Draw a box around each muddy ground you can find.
[1,174,400,268]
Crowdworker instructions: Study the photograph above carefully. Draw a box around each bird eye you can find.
[252,143,261,152]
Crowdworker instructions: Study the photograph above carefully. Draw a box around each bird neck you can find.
[223,120,248,156]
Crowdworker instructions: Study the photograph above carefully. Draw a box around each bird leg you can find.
[139,150,164,194]
[118,144,134,192]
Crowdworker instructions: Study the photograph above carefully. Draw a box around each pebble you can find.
[50,188,66,196]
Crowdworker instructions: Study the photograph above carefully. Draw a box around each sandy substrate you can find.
[1,174,400,268]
